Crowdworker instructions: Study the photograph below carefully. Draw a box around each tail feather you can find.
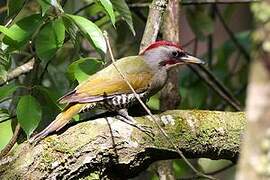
[29,104,85,143]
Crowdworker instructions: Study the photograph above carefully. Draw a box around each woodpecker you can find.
[29,40,204,143]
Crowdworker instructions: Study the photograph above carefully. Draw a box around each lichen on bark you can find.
[0,110,246,179]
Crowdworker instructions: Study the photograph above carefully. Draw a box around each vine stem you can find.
[0,122,20,159]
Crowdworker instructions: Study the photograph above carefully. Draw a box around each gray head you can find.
[140,41,204,70]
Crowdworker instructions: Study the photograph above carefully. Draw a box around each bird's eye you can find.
[172,51,186,58]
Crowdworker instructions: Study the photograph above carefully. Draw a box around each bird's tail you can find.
[29,103,85,143]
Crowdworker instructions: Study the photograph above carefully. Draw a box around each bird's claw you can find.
[133,123,155,139]
[115,115,155,139]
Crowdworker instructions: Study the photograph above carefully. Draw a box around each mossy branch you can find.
[0,110,246,179]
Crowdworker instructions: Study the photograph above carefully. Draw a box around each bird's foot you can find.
[116,115,154,139]
[138,124,155,139]
[116,109,155,139]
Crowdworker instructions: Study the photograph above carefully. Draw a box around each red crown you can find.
[140,40,182,54]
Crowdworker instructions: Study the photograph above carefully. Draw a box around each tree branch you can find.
[0,110,246,179]
[0,123,20,159]
[129,0,259,8]
[0,58,35,86]
[181,0,259,4]
[160,0,181,111]
[214,6,250,62]
[188,64,242,111]
[140,0,168,51]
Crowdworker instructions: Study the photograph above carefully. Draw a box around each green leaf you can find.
[7,0,25,18]
[33,86,62,125]
[62,17,80,46]
[0,119,13,150]
[146,94,160,110]
[35,18,65,61]
[65,14,107,54]
[0,109,10,123]
[223,5,236,21]
[0,49,10,82]
[0,65,8,82]
[186,7,214,40]
[85,3,111,28]
[2,14,43,50]
[0,83,18,102]
[0,48,10,68]
[215,31,251,70]
[34,86,59,103]
[97,0,116,26]
[198,158,231,173]
[34,85,62,110]
[172,160,190,178]
[68,57,103,83]
[111,0,135,35]
[188,83,207,108]
[37,0,51,16]
[37,0,64,16]
[0,26,17,39]
[16,95,42,138]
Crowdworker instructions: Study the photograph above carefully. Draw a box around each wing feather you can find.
[59,56,154,104]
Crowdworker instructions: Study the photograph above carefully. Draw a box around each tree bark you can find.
[0,58,35,86]
[158,1,181,178]
[237,1,270,179]
[0,110,245,180]
[139,0,168,52]
[160,0,181,111]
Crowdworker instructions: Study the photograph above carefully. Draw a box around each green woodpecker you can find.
[29,40,204,143]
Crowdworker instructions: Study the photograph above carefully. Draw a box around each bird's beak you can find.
[181,54,205,65]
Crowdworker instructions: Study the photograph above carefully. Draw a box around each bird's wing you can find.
[59,56,154,104]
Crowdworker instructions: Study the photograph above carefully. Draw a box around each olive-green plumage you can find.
[59,56,154,103]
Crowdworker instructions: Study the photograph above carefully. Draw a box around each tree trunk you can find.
[237,1,270,179]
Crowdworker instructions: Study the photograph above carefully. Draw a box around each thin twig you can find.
[227,51,242,78]
[182,0,259,5]
[216,84,246,110]
[214,5,250,62]
[74,3,95,15]
[0,58,35,86]
[132,8,147,22]
[140,0,169,52]
[207,163,235,175]
[193,38,198,56]
[208,5,216,70]
[103,32,215,180]
[182,38,196,48]
[186,6,243,111]
[188,64,241,111]
[0,97,12,104]
[128,0,259,7]
[39,58,53,82]
[0,122,20,159]
[5,0,28,26]
[179,163,235,180]
[61,0,68,7]
[0,115,16,124]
